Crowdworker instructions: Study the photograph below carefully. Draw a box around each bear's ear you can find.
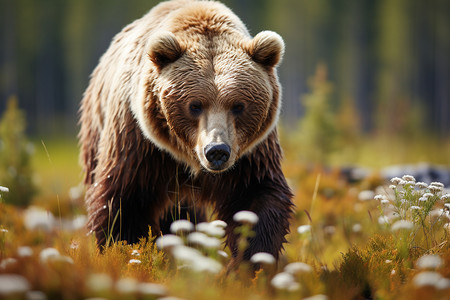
[247,31,285,68]
[148,31,184,69]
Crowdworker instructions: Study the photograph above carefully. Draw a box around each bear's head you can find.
[134,4,284,174]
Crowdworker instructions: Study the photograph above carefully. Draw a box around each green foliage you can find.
[0,96,36,206]
[296,63,340,165]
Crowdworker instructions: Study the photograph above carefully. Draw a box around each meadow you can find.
[1,0,449,298]
[0,127,450,300]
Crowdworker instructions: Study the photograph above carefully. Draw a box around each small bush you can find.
[296,64,338,165]
[0,96,36,206]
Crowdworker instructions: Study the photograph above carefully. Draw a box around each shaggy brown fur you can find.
[79,0,293,263]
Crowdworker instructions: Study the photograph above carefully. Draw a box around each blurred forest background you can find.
[0,0,449,153]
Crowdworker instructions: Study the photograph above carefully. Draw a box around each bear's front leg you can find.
[86,179,163,248]
[217,173,294,269]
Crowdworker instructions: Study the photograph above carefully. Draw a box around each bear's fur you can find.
[79,0,293,263]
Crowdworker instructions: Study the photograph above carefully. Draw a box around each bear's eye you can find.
[231,103,245,115]
[189,101,203,116]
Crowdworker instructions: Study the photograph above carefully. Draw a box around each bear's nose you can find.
[204,143,231,169]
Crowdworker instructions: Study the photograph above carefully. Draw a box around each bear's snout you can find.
[204,143,231,170]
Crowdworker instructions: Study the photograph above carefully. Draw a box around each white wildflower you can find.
[416,255,443,270]
[70,241,79,250]
[415,182,428,189]
[0,186,9,193]
[191,256,223,274]
[358,190,375,201]
[170,220,194,234]
[436,277,450,290]
[402,175,416,182]
[187,232,221,249]
[284,262,313,274]
[70,215,87,231]
[233,211,259,225]
[439,209,450,219]
[444,203,450,210]
[39,248,60,263]
[413,271,442,288]
[429,185,443,193]
[0,274,30,296]
[385,260,392,264]
[352,223,362,233]
[374,194,385,201]
[116,277,138,294]
[25,290,47,300]
[210,220,227,228]
[271,272,298,291]
[156,235,183,250]
[54,255,74,264]
[128,259,142,265]
[430,182,445,188]
[87,273,113,292]
[429,209,444,221]
[381,199,390,205]
[444,223,450,231]
[378,216,390,225]
[391,220,414,231]
[297,225,311,234]
[287,282,300,292]
[410,206,421,211]
[250,252,276,265]
[39,248,73,264]
[390,177,402,185]
[172,245,222,273]
[419,197,428,203]
[423,193,434,198]
[442,194,450,200]
[389,185,397,190]
[217,250,229,259]
[0,258,17,270]
[68,185,83,200]
[17,246,33,257]
[0,228,7,233]
[172,245,202,262]
[196,222,225,237]
[131,249,140,256]
[303,295,329,300]
[324,226,336,235]
[138,283,167,297]
[23,207,55,232]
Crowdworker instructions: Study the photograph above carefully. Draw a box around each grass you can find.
[1,135,450,299]
[30,138,83,216]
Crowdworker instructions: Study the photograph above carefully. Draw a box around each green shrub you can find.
[0,96,36,206]
[296,63,340,165]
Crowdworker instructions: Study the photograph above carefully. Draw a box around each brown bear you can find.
[79,0,293,264]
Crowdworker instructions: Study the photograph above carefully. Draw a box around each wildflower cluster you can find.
[270,261,315,292]
[376,175,450,249]
[156,218,228,274]
[155,210,268,275]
